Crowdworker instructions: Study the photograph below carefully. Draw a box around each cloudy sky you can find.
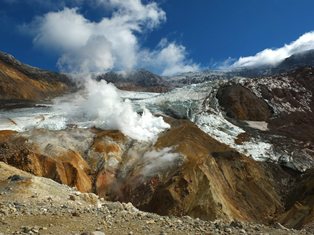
[1,0,314,75]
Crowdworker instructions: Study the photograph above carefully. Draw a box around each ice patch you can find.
[245,121,269,131]
[195,112,276,162]
[0,109,67,132]
[110,81,278,162]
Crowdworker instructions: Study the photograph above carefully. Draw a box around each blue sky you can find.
[1,0,314,74]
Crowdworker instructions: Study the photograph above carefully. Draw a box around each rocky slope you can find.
[229,49,314,77]
[97,69,171,93]
[0,119,313,232]
[0,51,74,108]
[219,67,314,171]
[214,66,314,146]
[277,49,314,72]
[2,162,307,235]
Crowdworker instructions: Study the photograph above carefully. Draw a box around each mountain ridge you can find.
[0,50,74,108]
[229,49,314,77]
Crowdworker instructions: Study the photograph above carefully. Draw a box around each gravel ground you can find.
[0,195,311,235]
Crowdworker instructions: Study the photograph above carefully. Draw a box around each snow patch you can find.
[195,113,276,162]
[245,121,269,131]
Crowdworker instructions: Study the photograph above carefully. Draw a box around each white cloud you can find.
[231,31,314,68]
[140,39,200,76]
[33,8,92,51]
[98,0,166,29]
[24,0,197,75]
[57,36,115,73]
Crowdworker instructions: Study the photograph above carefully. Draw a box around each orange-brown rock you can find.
[120,119,284,223]
[1,125,313,230]
[89,130,127,197]
[278,169,314,230]
[0,132,92,192]
[30,150,92,193]
[86,119,287,224]
[0,51,73,105]
[0,130,16,141]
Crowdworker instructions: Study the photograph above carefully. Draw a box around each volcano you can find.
[0,50,314,233]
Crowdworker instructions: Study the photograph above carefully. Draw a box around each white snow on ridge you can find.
[137,82,211,104]
[237,76,313,114]
[119,90,160,100]
[195,112,276,162]
[245,121,269,131]
[122,81,278,163]
[0,107,67,132]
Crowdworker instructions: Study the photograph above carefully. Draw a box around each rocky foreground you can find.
[0,162,311,235]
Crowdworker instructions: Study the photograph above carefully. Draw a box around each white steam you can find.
[139,147,183,178]
[20,0,186,141]
[123,145,183,181]
[59,79,170,141]
[231,31,314,68]
[26,0,198,75]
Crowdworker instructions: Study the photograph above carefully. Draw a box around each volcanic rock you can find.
[122,119,284,223]
[1,63,314,233]
[278,169,314,230]
[216,84,273,121]
[0,130,92,192]
[266,67,314,143]
[0,51,74,108]
[97,69,171,93]
[1,119,313,230]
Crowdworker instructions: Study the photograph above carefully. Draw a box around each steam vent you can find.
[1,1,314,234]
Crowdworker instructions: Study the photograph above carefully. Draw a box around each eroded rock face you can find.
[116,119,284,223]
[267,68,314,143]
[232,68,314,143]
[1,51,314,232]
[0,51,73,106]
[278,169,314,230]
[0,130,92,192]
[0,121,312,230]
[88,130,128,197]
[204,68,314,171]
[216,84,273,121]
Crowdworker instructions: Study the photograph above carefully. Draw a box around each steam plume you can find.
[57,79,170,141]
